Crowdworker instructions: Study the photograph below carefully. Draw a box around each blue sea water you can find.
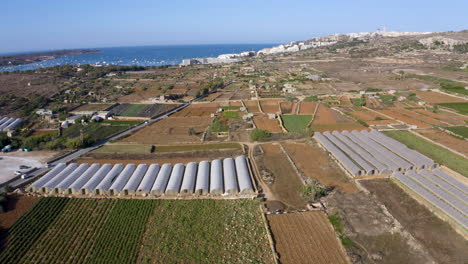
[0,44,276,72]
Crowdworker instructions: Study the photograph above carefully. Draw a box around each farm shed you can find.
[314,132,363,176]
[210,159,224,195]
[195,161,210,195]
[151,163,172,196]
[29,163,67,192]
[137,164,160,195]
[223,158,239,194]
[39,163,78,193]
[109,164,137,195]
[95,164,124,195]
[47,163,89,193]
[235,156,254,194]
[122,164,148,195]
[180,162,197,195]
[81,164,113,194]
[165,163,185,195]
[67,163,101,194]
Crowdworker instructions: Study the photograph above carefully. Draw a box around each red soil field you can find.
[253,115,283,133]
[298,101,317,115]
[312,104,365,132]
[415,91,467,104]
[0,195,39,230]
[349,109,395,126]
[416,128,468,156]
[376,109,431,129]
[243,100,261,113]
[390,107,445,126]
[259,99,281,114]
[267,211,348,264]
[280,102,299,114]
[172,103,218,117]
[413,109,464,125]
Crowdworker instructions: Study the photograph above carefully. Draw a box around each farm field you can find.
[109,103,179,118]
[62,122,134,142]
[72,103,115,112]
[413,108,465,126]
[257,144,307,210]
[267,211,348,264]
[416,128,468,156]
[172,103,218,117]
[390,107,445,126]
[280,115,312,133]
[0,198,273,264]
[415,91,467,104]
[94,144,152,154]
[298,101,316,114]
[243,100,260,113]
[375,109,431,128]
[279,102,298,114]
[362,179,468,264]
[384,130,468,176]
[253,115,283,133]
[120,117,211,144]
[312,104,365,132]
[438,102,468,115]
[348,109,395,126]
[445,126,468,138]
[96,142,241,154]
[259,99,281,114]
[0,195,39,232]
[282,142,358,193]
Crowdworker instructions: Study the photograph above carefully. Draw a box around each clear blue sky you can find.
[2,0,467,53]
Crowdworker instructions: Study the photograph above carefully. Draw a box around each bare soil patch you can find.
[312,104,364,131]
[0,195,39,231]
[376,109,431,128]
[416,128,468,156]
[298,101,316,114]
[415,91,467,104]
[413,109,465,126]
[253,115,283,133]
[243,100,260,113]
[267,211,348,264]
[172,103,218,117]
[260,99,282,114]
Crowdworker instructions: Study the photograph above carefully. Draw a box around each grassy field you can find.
[437,102,468,115]
[155,142,241,153]
[0,198,273,264]
[280,115,312,133]
[222,111,239,118]
[94,144,152,153]
[445,126,468,138]
[120,104,147,116]
[221,106,241,111]
[384,130,468,177]
[62,122,132,142]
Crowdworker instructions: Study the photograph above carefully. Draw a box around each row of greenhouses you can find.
[28,156,255,197]
[0,116,22,132]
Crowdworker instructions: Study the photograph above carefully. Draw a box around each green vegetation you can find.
[94,144,152,153]
[304,95,319,102]
[384,130,468,177]
[0,198,272,264]
[441,65,468,72]
[250,128,272,141]
[220,106,240,111]
[328,214,354,249]
[62,122,130,143]
[119,104,147,117]
[210,118,229,133]
[102,120,141,126]
[406,74,468,96]
[445,126,468,139]
[375,116,384,121]
[453,43,468,54]
[280,115,313,133]
[352,97,366,106]
[153,142,241,153]
[379,94,397,105]
[365,88,382,92]
[437,102,468,115]
[222,111,239,119]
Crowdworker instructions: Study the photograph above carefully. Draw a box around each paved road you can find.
[6,102,191,188]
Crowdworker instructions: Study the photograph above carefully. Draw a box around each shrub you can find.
[250,129,271,141]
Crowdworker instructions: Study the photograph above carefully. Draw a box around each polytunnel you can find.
[0,118,15,131]
[151,163,172,196]
[5,119,22,131]
[39,163,78,193]
[47,163,89,193]
[235,156,254,194]
[195,161,210,195]
[210,159,223,195]
[137,164,160,195]
[90,164,122,194]
[29,163,67,192]
[165,163,185,195]
[180,162,197,195]
[108,164,137,195]
[223,158,238,194]
[68,164,102,194]
[0,116,8,125]
[122,164,148,195]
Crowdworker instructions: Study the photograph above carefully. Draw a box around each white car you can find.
[21,174,32,179]
[14,171,23,176]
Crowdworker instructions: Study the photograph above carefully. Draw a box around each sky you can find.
[2,0,467,54]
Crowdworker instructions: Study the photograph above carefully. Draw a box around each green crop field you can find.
[445,126,468,139]
[281,115,312,133]
[154,142,241,153]
[222,111,239,118]
[62,122,131,142]
[120,104,147,117]
[94,144,152,153]
[384,130,468,177]
[437,102,468,115]
[0,198,273,264]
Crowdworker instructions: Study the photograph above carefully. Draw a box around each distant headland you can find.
[0,49,101,67]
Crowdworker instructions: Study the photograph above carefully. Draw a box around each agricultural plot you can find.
[390,107,445,126]
[298,101,316,114]
[253,115,283,133]
[109,103,179,118]
[384,130,468,177]
[416,128,468,156]
[0,195,39,231]
[280,115,312,133]
[259,99,281,114]
[445,126,468,138]
[172,103,219,117]
[282,142,358,193]
[375,109,431,128]
[267,211,348,264]
[72,103,115,112]
[312,104,364,132]
[243,100,261,113]
[120,117,211,144]
[438,102,468,115]
[279,102,298,114]
[0,198,272,264]
[413,108,465,126]
[348,109,395,126]
[94,144,153,154]
[62,122,134,142]
[415,91,467,104]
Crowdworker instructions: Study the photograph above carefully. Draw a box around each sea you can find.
[0,44,276,72]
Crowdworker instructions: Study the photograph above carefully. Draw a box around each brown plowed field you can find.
[259,144,307,210]
[172,103,218,117]
[0,195,39,231]
[280,102,298,114]
[260,99,281,114]
[349,109,395,125]
[253,115,283,133]
[267,211,348,264]
[298,101,316,114]
[365,97,382,108]
[229,101,242,107]
[243,100,260,113]
[120,117,211,144]
[415,91,467,104]
[413,109,464,125]
[340,96,352,106]
[205,92,221,101]
[376,109,431,128]
[312,104,365,132]
[416,129,468,156]
[282,142,358,193]
[391,107,445,126]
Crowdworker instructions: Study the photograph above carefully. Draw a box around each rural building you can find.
[282,83,296,93]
